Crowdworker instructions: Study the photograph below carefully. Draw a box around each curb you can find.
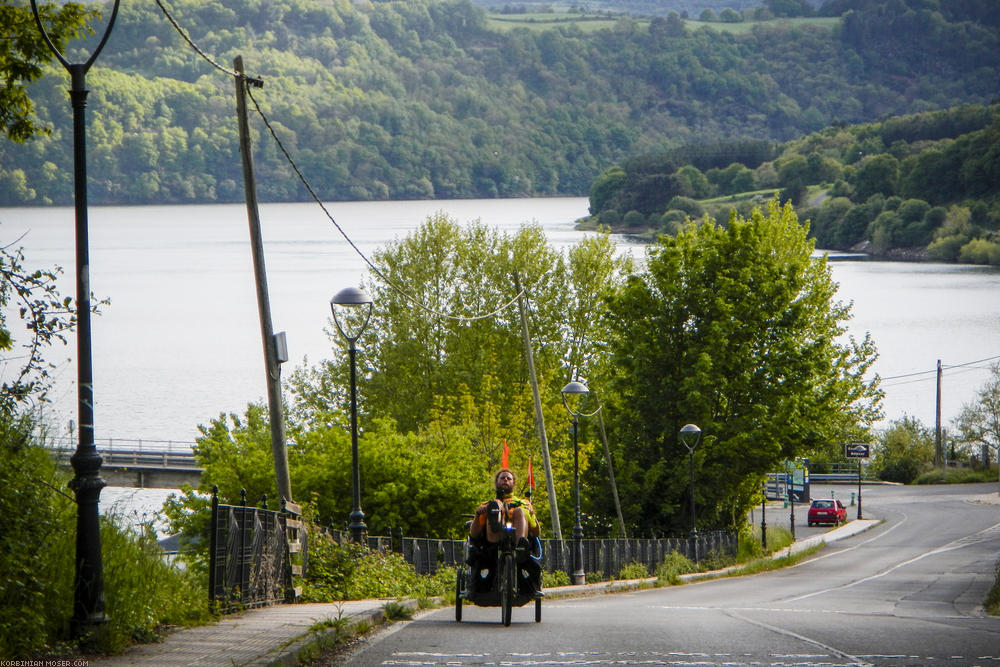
[247,600,421,667]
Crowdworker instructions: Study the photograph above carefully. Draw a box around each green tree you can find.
[954,362,1000,482]
[851,153,900,201]
[589,168,626,216]
[602,200,881,535]
[873,416,934,483]
[1,0,96,142]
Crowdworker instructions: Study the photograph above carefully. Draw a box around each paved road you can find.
[341,483,1000,666]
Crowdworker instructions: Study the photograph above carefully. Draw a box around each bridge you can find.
[48,438,202,489]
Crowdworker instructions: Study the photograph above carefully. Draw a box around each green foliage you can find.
[985,561,1000,616]
[603,200,881,535]
[301,534,452,601]
[161,486,213,576]
[542,569,571,588]
[0,415,210,658]
[0,241,92,416]
[595,105,1000,260]
[954,362,1000,484]
[100,516,210,652]
[878,457,924,484]
[284,213,630,535]
[0,416,75,658]
[2,0,997,206]
[617,561,650,580]
[381,601,414,621]
[1,0,97,142]
[192,405,482,537]
[914,467,997,484]
[654,552,697,586]
[873,416,934,484]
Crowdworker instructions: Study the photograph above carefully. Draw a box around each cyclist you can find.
[468,468,543,597]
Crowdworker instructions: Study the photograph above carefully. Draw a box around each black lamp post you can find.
[30,0,121,642]
[331,287,373,543]
[561,381,599,585]
[679,424,702,538]
[787,460,796,540]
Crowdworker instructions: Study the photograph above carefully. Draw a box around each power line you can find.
[879,354,1000,382]
[245,87,523,323]
[152,0,522,324]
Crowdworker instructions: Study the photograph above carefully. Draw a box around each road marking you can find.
[784,519,1000,603]
[724,609,873,667]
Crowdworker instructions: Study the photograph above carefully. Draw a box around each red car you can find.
[807,498,847,526]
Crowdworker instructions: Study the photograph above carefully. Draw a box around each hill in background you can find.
[0,0,996,206]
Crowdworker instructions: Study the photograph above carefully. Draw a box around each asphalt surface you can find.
[86,489,891,667]
[345,484,1000,667]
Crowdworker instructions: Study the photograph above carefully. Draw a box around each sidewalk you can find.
[89,518,880,667]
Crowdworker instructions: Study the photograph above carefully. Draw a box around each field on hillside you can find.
[486,13,839,34]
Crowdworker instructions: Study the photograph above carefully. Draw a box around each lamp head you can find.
[679,423,702,451]
[330,287,373,342]
[331,286,372,307]
[561,380,599,417]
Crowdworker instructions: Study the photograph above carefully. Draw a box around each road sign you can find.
[845,442,871,459]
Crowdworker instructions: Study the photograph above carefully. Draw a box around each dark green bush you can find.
[878,456,925,484]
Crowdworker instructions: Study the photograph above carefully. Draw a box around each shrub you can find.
[542,569,570,588]
[985,561,1000,616]
[301,533,451,601]
[617,561,650,580]
[655,552,697,586]
[915,467,997,484]
[0,417,211,658]
[101,516,210,652]
[878,456,925,483]
[0,418,75,658]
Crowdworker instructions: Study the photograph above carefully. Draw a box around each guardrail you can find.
[49,448,201,470]
[44,436,196,454]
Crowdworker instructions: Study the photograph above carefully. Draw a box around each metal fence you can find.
[207,501,735,612]
[355,529,737,577]
[208,488,304,611]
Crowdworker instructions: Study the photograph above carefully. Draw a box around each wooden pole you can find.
[234,56,292,503]
[513,272,562,538]
[935,359,942,468]
[593,394,627,538]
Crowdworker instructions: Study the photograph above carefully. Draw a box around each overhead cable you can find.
[152,0,520,323]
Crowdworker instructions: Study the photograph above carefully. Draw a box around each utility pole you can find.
[593,394,627,538]
[935,359,943,468]
[513,272,561,538]
[234,56,292,503]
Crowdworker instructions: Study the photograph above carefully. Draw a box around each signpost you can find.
[845,443,870,520]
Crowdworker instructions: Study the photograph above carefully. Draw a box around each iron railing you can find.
[356,529,737,577]
[207,488,304,611]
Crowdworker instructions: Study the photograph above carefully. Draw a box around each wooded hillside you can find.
[585,104,1000,262]
[1,0,996,206]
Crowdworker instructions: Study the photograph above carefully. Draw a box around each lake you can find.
[3,197,999,447]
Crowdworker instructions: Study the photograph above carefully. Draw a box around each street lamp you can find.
[561,381,600,585]
[679,424,702,538]
[31,0,121,641]
[331,287,373,543]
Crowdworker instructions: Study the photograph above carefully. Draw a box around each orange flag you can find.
[501,440,510,468]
